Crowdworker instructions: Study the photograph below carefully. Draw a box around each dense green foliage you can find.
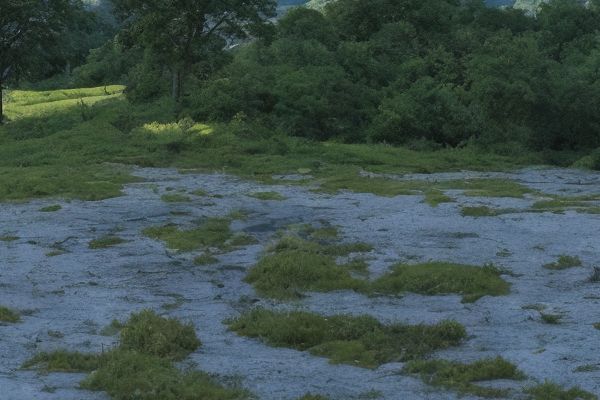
[228,308,466,368]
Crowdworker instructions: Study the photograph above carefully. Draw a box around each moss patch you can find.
[403,357,525,398]
[0,235,19,242]
[39,204,62,212]
[161,193,192,203]
[461,206,503,217]
[371,262,510,303]
[89,235,126,249]
[524,382,597,400]
[142,217,233,252]
[0,306,20,323]
[22,350,101,372]
[194,253,219,265]
[245,235,371,300]
[119,309,200,360]
[228,308,466,368]
[543,255,582,270]
[247,191,287,201]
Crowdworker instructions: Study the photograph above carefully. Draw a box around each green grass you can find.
[229,233,259,246]
[524,381,597,400]
[194,252,219,265]
[543,255,582,270]
[0,306,20,323]
[81,350,249,400]
[403,357,525,398]
[119,309,200,360]
[100,319,125,336]
[142,217,233,252]
[371,262,510,303]
[594,322,600,330]
[423,190,454,207]
[39,204,62,212]
[0,235,19,242]
[0,86,539,203]
[89,235,126,249]
[247,191,287,201]
[161,193,192,202]
[540,313,562,324]
[228,308,466,368]
[245,235,371,299]
[22,350,101,372]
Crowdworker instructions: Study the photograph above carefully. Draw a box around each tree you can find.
[111,0,277,101]
[0,0,83,123]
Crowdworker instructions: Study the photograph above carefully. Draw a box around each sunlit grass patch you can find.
[371,262,510,303]
[524,381,597,400]
[247,191,287,201]
[89,235,126,249]
[228,308,466,368]
[543,255,582,270]
[161,193,191,202]
[245,234,372,299]
[81,350,248,400]
[142,217,233,252]
[403,357,525,398]
[39,204,62,212]
[119,309,200,360]
[0,306,20,323]
[22,350,101,372]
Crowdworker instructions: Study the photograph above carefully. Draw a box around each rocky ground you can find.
[1,167,599,399]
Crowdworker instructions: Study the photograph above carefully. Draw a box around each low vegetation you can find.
[371,262,510,303]
[228,308,466,368]
[89,235,126,249]
[39,204,62,212]
[403,357,524,398]
[245,233,372,299]
[24,310,246,400]
[0,235,19,242]
[543,255,582,270]
[142,217,233,252]
[247,191,287,201]
[0,306,20,323]
[524,381,597,400]
[461,206,503,217]
[161,193,192,202]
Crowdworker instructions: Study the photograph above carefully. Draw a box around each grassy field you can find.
[0,86,544,202]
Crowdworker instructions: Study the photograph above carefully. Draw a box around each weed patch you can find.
[194,253,219,265]
[89,235,126,249]
[228,308,466,368]
[371,262,510,303]
[0,235,19,242]
[142,217,233,252]
[22,350,101,372]
[247,191,287,201]
[524,381,597,400]
[543,255,582,270]
[39,204,62,212]
[403,357,525,398]
[0,306,20,323]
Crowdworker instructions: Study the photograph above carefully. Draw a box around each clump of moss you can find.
[161,193,191,203]
[245,235,369,300]
[543,255,582,270]
[142,217,233,252]
[403,357,525,398]
[593,322,600,330]
[371,262,510,303]
[39,204,62,212]
[81,350,248,400]
[22,350,101,372]
[0,235,19,242]
[540,313,562,324]
[0,306,20,323]
[228,308,466,368]
[119,309,200,360]
[89,235,126,249]
[524,381,597,400]
[194,253,219,265]
[248,191,287,201]
[191,188,208,196]
[423,190,454,207]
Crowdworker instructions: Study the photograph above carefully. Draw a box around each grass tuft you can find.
[524,381,597,400]
[194,253,219,265]
[22,350,101,372]
[403,357,525,398]
[143,217,233,252]
[39,204,62,212]
[247,191,287,201]
[89,235,126,249]
[0,306,20,323]
[371,262,510,303]
[543,255,582,270]
[119,309,200,360]
[0,235,19,242]
[161,193,191,203]
[228,308,466,368]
